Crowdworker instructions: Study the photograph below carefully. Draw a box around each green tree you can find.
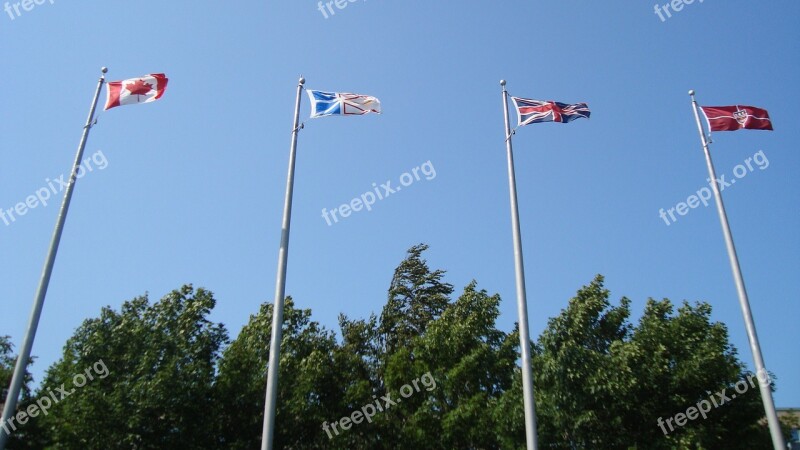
[379,244,453,355]
[533,275,632,449]
[1,335,18,406]
[374,247,518,449]
[624,298,772,449]
[324,313,383,449]
[6,253,783,449]
[214,297,342,449]
[1,335,35,410]
[529,275,775,449]
[413,281,519,449]
[2,335,46,450]
[30,285,227,449]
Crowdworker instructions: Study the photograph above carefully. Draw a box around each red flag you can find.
[105,74,168,110]
[700,105,773,132]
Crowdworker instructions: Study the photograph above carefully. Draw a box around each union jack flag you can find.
[307,90,381,118]
[511,97,590,126]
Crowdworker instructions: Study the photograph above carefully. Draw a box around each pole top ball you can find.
[688,89,695,96]
[500,80,506,86]
[299,77,305,85]
[101,67,108,74]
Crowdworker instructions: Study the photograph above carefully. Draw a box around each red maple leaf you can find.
[124,79,154,95]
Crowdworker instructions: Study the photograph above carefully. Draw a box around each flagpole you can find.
[261,76,305,450]
[0,67,107,450]
[689,90,786,450]
[501,80,539,450]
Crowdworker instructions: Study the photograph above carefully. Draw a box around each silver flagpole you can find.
[261,76,305,450]
[501,80,539,450]
[0,67,107,450]
[689,90,786,450]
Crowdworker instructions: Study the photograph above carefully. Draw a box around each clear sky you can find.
[1,1,798,409]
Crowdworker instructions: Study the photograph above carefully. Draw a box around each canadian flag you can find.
[105,73,168,110]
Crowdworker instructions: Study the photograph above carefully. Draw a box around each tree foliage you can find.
[532,275,774,449]
[7,247,788,449]
[379,243,453,354]
[214,297,341,449]
[1,335,17,405]
[21,286,227,449]
[2,335,39,449]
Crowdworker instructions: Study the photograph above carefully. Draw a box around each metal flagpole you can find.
[500,80,539,450]
[0,67,107,450]
[261,76,305,450]
[689,90,786,450]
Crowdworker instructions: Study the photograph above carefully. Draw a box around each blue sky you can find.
[1,0,798,411]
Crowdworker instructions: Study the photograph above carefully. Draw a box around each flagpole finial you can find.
[500,79,506,86]
[299,76,305,85]
[101,67,108,74]
[688,89,695,96]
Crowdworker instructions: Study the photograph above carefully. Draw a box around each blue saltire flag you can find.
[511,97,590,126]
[307,90,381,118]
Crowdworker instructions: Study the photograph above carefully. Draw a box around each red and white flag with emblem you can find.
[699,105,773,131]
[104,73,168,110]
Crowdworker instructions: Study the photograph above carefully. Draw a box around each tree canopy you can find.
[4,245,790,449]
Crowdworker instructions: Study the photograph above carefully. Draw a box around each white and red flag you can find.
[700,105,773,131]
[104,73,168,110]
